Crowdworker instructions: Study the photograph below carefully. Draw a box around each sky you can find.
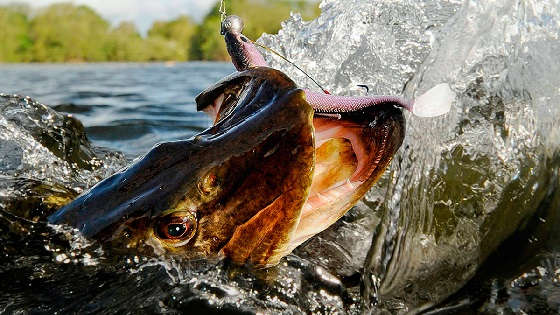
[0,0,220,34]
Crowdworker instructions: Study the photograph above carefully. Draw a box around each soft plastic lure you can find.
[221,14,454,118]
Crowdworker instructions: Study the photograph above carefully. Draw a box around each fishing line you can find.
[252,41,330,94]
[219,0,227,23]
[219,0,329,94]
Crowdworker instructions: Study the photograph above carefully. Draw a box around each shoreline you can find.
[0,60,232,66]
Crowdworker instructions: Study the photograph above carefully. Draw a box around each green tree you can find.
[143,37,184,61]
[0,1,320,63]
[105,22,149,61]
[30,3,110,62]
[0,4,32,62]
[189,10,226,61]
[147,16,196,61]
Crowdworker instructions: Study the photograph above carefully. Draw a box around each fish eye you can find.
[154,212,196,243]
[240,36,248,43]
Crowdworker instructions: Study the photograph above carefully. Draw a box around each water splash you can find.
[1,0,560,313]
[260,0,560,312]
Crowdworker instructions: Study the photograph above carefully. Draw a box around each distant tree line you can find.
[0,1,319,62]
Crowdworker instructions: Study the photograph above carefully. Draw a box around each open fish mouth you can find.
[49,67,405,267]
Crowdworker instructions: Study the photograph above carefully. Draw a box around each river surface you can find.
[0,62,234,157]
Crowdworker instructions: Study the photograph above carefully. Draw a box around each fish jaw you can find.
[200,68,406,263]
[290,104,405,251]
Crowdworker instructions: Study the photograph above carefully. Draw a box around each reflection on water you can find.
[0,62,234,156]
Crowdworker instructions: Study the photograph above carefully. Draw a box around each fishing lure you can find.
[219,6,454,118]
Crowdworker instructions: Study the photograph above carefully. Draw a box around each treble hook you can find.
[357,84,370,94]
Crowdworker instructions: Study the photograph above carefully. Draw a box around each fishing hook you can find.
[219,0,227,35]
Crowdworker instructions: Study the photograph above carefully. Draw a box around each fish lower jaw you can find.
[304,179,361,211]
[288,125,369,249]
[286,178,365,253]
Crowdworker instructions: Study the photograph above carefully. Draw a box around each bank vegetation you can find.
[0,1,319,62]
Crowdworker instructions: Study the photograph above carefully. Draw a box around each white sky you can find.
[0,0,219,34]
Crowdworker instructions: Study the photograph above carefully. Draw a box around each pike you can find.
[47,15,455,267]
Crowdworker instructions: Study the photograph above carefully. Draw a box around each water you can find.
[0,62,234,157]
[0,63,366,313]
[261,0,560,313]
[1,0,560,314]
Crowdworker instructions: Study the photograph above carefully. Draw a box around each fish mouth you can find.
[197,67,406,259]
[49,67,404,267]
[293,107,404,248]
